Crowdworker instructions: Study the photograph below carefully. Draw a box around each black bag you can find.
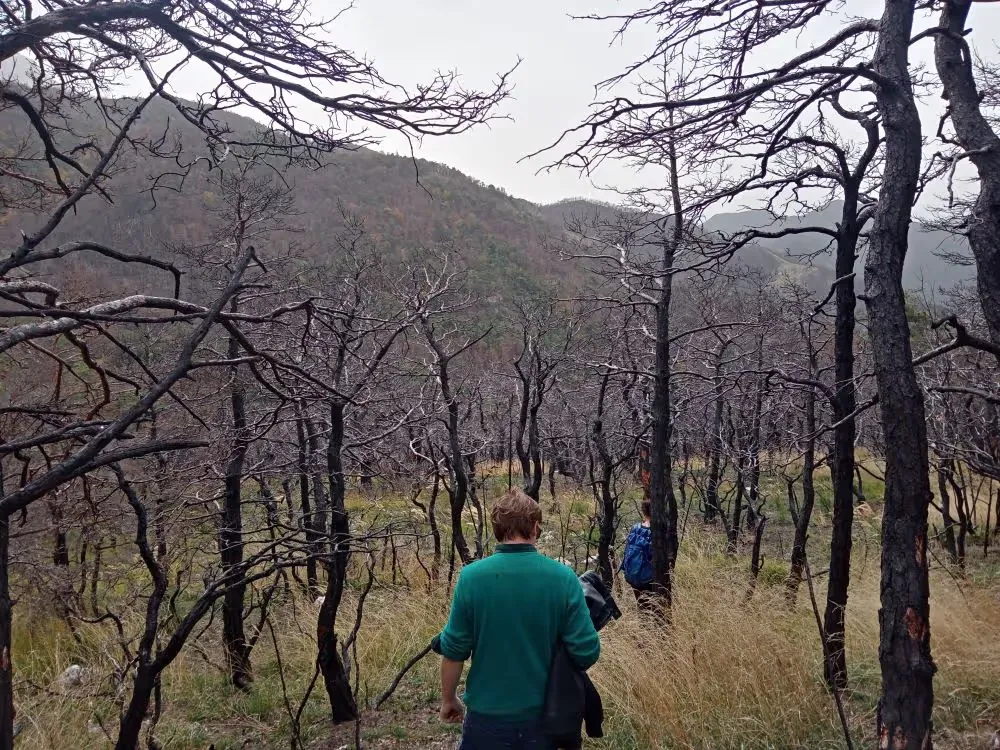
[580,571,621,632]
[541,644,587,749]
[541,571,621,749]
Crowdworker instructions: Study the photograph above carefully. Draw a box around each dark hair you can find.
[641,500,652,519]
[491,488,542,542]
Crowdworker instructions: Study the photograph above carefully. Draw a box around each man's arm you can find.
[562,574,601,670]
[438,571,473,722]
[438,571,474,661]
[440,658,465,723]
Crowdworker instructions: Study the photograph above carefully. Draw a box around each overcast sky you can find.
[306,0,1000,207]
[320,0,654,205]
[156,1,1000,208]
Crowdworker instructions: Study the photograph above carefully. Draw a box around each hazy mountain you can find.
[0,69,976,301]
[703,203,976,292]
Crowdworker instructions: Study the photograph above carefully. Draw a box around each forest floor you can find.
[13,467,1000,749]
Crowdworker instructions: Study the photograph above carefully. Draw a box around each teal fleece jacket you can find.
[437,544,601,721]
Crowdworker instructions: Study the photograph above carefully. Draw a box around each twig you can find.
[804,557,854,750]
[373,643,434,710]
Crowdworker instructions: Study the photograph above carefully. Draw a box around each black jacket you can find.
[541,571,620,749]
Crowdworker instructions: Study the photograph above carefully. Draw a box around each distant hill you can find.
[0,63,976,303]
[540,199,832,290]
[702,203,976,292]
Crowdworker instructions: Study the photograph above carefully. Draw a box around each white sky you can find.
[160,0,1000,208]
[297,0,656,205]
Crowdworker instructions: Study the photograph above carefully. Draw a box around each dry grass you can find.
[12,487,1000,750]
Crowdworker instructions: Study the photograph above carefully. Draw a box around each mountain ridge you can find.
[0,70,976,298]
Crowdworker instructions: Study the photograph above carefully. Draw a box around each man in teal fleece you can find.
[437,488,601,749]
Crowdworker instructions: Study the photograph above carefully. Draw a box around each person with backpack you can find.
[435,488,601,749]
[620,500,655,610]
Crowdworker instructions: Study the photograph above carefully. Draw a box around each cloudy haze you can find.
[159,1,1000,207]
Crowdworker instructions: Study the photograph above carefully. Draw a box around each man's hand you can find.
[440,657,465,724]
[440,695,465,724]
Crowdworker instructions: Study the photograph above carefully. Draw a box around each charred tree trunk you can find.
[936,458,959,566]
[116,666,157,750]
[295,411,319,593]
[515,343,546,501]
[515,356,532,494]
[821,90,877,690]
[465,454,485,559]
[439,358,473,564]
[934,0,1000,354]
[317,401,359,724]
[870,4,937,745]
[704,353,727,523]
[428,469,443,581]
[220,323,251,689]
[728,469,746,555]
[648,219,679,613]
[113,468,168,750]
[745,344,766,531]
[744,513,767,603]
[526,353,546,500]
[824,215,860,691]
[51,502,69,567]
[0,513,12,750]
[946,469,970,568]
[593,373,616,587]
[787,380,817,607]
[305,415,331,543]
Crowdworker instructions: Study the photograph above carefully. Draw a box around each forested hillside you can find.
[1,66,974,303]
[1,5,999,750]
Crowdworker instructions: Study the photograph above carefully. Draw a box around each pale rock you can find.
[57,664,85,688]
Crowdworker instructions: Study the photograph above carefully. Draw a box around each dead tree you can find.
[868,3,935,745]
[933,0,1000,353]
[406,256,488,565]
[512,299,574,501]
[306,231,416,725]
[785,289,827,606]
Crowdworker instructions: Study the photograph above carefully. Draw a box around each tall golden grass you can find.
[12,502,1000,749]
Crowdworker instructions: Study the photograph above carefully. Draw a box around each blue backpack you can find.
[620,523,653,586]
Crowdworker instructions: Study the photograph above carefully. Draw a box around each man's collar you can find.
[495,543,535,553]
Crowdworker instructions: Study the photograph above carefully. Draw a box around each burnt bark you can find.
[934,0,1000,354]
[51,501,69,567]
[465,454,485,559]
[945,467,970,567]
[744,514,767,603]
[220,323,251,689]
[704,351,727,524]
[745,344,766,531]
[317,401,359,724]
[936,458,959,566]
[514,343,546,501]
[0,514,12,750]
[870,3,937,745]
[787,380,817,607]
[592,373,616,587]
[295,411,319,593]
[436,352,473,564]
[305,415,331,539]
[113,468,169,750]
[648,219,679,612]
[823,142,873,691]
[727,467,746,555]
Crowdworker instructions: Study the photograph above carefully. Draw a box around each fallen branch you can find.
[804,557,854,750]
[373,642,434,710]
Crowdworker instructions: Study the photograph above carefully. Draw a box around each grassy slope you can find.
[14,469,1000,750]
